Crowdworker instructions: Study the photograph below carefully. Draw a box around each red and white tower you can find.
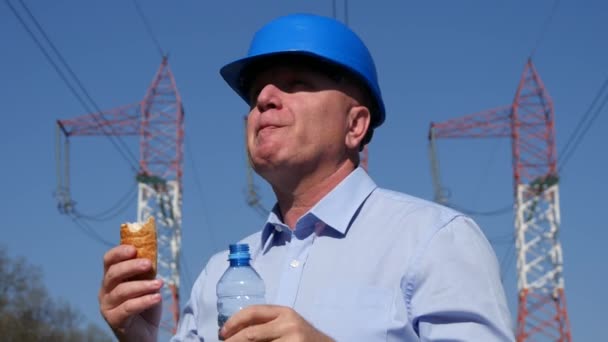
[428,59,571,341]
[56,57,184,333]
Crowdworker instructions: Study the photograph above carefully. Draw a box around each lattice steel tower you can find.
[428,59,571,341]
[56,57,184,333]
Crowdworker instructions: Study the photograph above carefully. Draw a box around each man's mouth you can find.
[258,125,280,134]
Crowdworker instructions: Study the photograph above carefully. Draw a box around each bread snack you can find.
[120,216,157,280]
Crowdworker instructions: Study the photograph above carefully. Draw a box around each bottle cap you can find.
[228,243,251,261]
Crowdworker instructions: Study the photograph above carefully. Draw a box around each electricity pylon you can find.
[56,57,184,333]
[428,59,571,341]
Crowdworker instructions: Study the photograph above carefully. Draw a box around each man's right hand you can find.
[99,245,163,341]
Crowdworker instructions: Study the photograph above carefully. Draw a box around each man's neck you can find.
[273,161,356,229]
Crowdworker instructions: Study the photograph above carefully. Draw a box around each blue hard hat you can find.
[220,13,385,128]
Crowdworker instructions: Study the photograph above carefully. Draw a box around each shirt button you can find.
[290,259,300,268]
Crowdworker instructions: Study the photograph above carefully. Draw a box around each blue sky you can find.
[2,1,606,340]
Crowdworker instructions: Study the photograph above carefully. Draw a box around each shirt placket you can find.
[273,225,316,308]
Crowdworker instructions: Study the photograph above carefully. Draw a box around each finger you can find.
[103,245,137,274]
[104,279,163,309]
[104,292,162,327]
[225,318,283,342]
[103,258,153,292]
[221,305,283,340]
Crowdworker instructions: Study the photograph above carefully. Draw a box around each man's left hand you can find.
[220,305,334,341]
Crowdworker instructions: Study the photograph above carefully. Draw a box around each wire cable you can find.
[73,187,137,222]
[13,0,140,171]
[344,0,349,27]
[184,132,219,251]
[449,203,513,217]
[331,0,337,19]
[68,214,114,248]
[330,0,349,26]
[131,0,165,58]
[471,139,504,207]
[499,239,516,284]
[446,1,561,218]
[446,139,511,218]
[20,3,139,168]
[180,254,194,294]
[488,232,515,246]
[558,75,608,172]
[530,0,561,58]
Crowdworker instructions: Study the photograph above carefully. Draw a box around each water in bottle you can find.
[216,243,266,329]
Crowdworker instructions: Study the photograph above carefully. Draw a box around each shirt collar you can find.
[260,167,377,247]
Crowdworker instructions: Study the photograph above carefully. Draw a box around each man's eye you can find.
[248,87,262,104]
[287,79,309,91]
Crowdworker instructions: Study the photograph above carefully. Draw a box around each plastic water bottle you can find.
[216,243,266,330]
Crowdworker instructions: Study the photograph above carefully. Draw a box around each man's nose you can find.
[256,83,283,112]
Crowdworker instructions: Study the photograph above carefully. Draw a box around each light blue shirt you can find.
[172,168,514,341]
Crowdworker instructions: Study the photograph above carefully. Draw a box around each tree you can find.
[0,246,113,342]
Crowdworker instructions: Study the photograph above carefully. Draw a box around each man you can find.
[99,13,514,341]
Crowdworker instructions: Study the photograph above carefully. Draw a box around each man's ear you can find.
[345,105,371,150]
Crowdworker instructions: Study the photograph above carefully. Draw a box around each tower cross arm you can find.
[429,105,513,140]
[57,102,142,137]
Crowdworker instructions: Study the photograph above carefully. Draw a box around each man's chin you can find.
[249,156,276,176]
[250,145,283,168]
[251,159,298,182]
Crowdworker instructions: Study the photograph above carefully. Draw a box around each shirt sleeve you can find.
[408,215,515,341]
[170,266,208,342]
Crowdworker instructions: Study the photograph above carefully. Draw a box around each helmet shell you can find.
[220,13,385,128]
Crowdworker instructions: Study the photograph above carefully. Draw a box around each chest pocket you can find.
[309,285,393,341]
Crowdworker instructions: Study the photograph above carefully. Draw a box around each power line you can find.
[558,75,608,172]
[437,1,562,222]
[7,0,145,244]
[6,1,86,120]
[331,0,337,19]
[7,0,140,171]
[449,202,513,217]
[73,185,137,222]
[530,0,561,58]
[68,214,114,248]
[330,0,349,26]
[131,0,165,57]
[499,238,516,284]
[17,0,139,170]
[488,232,515,246]
[439,0,564,218]
[526,0,608,175]
[344,0,349,27]
[180,254,194,294]
[467,138,507,215]
[184,132,219,251]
